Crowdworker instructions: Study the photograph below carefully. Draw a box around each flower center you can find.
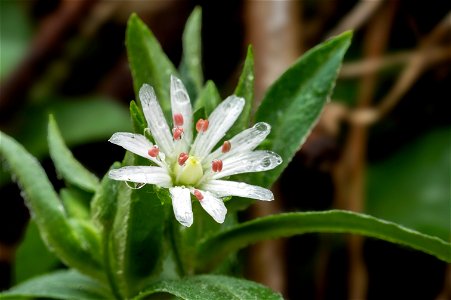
[174,155,203,186]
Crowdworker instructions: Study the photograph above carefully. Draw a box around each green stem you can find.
[102,231,122,300]
[169,219,187,276]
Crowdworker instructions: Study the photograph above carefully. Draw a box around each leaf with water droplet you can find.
[253,31,352,188]
[227,46,254,139]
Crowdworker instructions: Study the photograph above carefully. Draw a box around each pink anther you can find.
[147,146,159,158]
[173,113,184,127]
[193,189,204,201]
[211,159,223,172]
[221,141,231,153]
[172,127,184,140]
[178,152,189,166]
[196,119,209,133]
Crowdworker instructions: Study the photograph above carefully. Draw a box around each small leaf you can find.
[110,183,169,297]
[1,270,113,300]
[91,163,120,232]
[15,97,132,159]
[126,13,178,117]
[254,31,352,187]
[196,210,451,271]
[134,275,283,300]
[48,115,99,192]
[60,188,92,220]
[130,100,147,134]
[194,80,221,116]
[227,45,254,138]
[179,7,203,100]
[0,132,104,280]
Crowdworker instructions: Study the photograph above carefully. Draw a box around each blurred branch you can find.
[347,12,451,125]
[244,0,302,295]
[436,265,451,300]
[326,0,384,38]
[0,0,98,121]
[340,46,450,78]
[333,2,398,299]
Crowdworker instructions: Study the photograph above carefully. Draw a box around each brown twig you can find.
[326,0,384,38]
[340,46,451,78]
[244,0,302,295]
[333,2,398,299]
[347,12,451,125]
[436,264,451,300]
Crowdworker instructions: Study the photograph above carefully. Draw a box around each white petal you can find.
[190,96,245,158]
[139,84,175,157]
[196,191,227,224]
[208,150,282,179]
[108,166,172,187]
[171,75,193,148]
[203,122,271,165]
[108,132,163,166]
[170,187,193,227]
[202,180,274,201]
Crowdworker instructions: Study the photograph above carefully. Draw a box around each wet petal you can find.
[109,166,172,187]
[195,190,227,223]
[171,75,193,148]
[170,187,193,227]
[139,84,175,157]
[202,180,274,201]
[203,122,271,165]
[191,96,244,158]
[108,132,162,166]
[207,150,282,179]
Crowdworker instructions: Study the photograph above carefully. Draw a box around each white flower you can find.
[108,75,282,227]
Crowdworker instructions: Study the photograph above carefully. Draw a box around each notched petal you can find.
[170,187,193,227]
[196,191,227,223]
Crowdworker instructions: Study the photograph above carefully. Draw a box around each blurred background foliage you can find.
[0,0,449,299]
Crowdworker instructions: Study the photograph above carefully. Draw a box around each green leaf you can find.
[126,13,178,117]
[91,163,120,232]
[172,201,238,275]
[111,183,169,297]
[179,7,203,100]
[130,100,147,134]
[60,188,92,220]
[48,114,99,192]
[227,46,254,138]
[367,128,451,241]
[196,210,451,271]
[90,164,122,299]
[0,132,104,280]
[14,221,59,284]
[0,96,131,187]
[134,275,282,300]
[9,97,132,159]
[254,31,352,187]
[1,270,113,300]
[194,80,221,116]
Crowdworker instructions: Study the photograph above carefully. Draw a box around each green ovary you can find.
[174,156,204,186]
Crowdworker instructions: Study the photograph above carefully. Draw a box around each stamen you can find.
[173,113,184,127]
[178,152,189,166]
[172,127,184,140]
[221,141,231,153]
[147,146,159,158]
[196,119,209,133]
[211,159,223,172]
[193,189,204,201]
